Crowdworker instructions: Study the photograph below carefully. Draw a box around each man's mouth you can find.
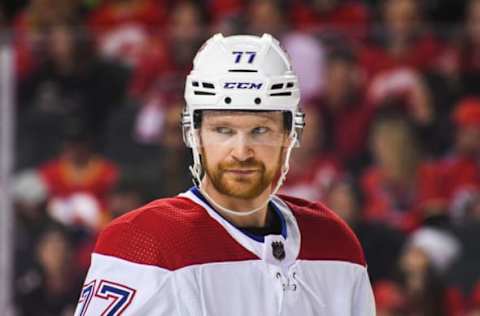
[224,169,260,175]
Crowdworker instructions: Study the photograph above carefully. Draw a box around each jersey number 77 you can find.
[77,279,136,316]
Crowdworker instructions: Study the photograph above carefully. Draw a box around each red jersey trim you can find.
[95,194,366,270]
[94,197,258,270]
[279,195,366,267]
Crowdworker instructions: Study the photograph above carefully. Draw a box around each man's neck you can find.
[200,179,271,228]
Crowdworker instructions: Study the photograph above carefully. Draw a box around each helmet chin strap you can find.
[189,132,297,217]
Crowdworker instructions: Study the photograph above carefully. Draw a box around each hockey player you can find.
[74,33,375,316]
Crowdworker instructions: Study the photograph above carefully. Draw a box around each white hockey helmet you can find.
[182,33,305,191]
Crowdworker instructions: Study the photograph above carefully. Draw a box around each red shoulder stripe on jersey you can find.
[94,196,258,270]
[279,194,366,267]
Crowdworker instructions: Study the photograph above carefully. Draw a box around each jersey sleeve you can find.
[74,221,180,316]
[351,267,376,316]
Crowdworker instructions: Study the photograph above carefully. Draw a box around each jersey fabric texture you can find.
[74,188,375,316]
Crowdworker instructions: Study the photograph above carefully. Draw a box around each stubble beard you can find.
[203,153,282,200]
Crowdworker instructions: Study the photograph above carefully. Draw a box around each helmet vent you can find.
[269,92,292,96]
[194,91,216,96]
[286,82,294,88]
[271,83,284,90]
[192,81,199,87]
[202,82,215,89]
[228,69,258,73]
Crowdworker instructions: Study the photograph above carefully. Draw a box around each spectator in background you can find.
[361,0,444,77]
[380,228,464,316]
[361,0,438,150]
[310,48,373,172]
[17,23,129,168]
[16,225,83,316]
[129,1,207,104]
[367,69,434,129]
[437,98,480,221]
[86,0,171,110]
[110,1,205,198]
[88,0,166,67]
[420,0,480,155]
[12,0,81,79]
[39,122,118,231]
[165,1,207,80]
[325,179,405,283]
[361,114,443,232]
[12,170,50,278]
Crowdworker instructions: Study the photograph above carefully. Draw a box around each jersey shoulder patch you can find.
[94,196,256,270]
[279,194,366,267]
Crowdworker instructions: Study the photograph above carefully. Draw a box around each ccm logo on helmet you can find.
[224,82,263,89]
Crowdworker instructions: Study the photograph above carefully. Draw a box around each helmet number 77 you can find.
[233,51,256,64]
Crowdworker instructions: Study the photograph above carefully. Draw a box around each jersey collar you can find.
[180,187,301,268]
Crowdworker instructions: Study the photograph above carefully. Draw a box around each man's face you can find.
[200,111,288,200]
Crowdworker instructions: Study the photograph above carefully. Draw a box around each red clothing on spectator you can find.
[471,281,480,310]
[87,0,167,70]
[209,0,244,22]
[360,162,442,232]
[314,95,374,164]
[39,156,118,208]
[88,0,166,34]
[14,37,36,81]
[373,280,465,316]
[445,287,466,316]
[437,154,480,204]
[291,0,370,40]
[11,12,40,80]
[128,36,176,98]
[360,34,444,80]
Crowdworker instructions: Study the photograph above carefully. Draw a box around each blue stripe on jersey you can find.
[190,187,287,242]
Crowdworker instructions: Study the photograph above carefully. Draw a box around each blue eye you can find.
[252,127,269,135]
[215,127,234,135]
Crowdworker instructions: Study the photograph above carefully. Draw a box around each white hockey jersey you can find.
[74,187,375,315]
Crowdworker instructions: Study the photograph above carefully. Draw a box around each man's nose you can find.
[231,135,254,161]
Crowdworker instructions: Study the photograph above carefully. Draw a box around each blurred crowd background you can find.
[2,0,480,315]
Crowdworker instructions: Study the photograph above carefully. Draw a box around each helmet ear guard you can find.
[181,110,194,148]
